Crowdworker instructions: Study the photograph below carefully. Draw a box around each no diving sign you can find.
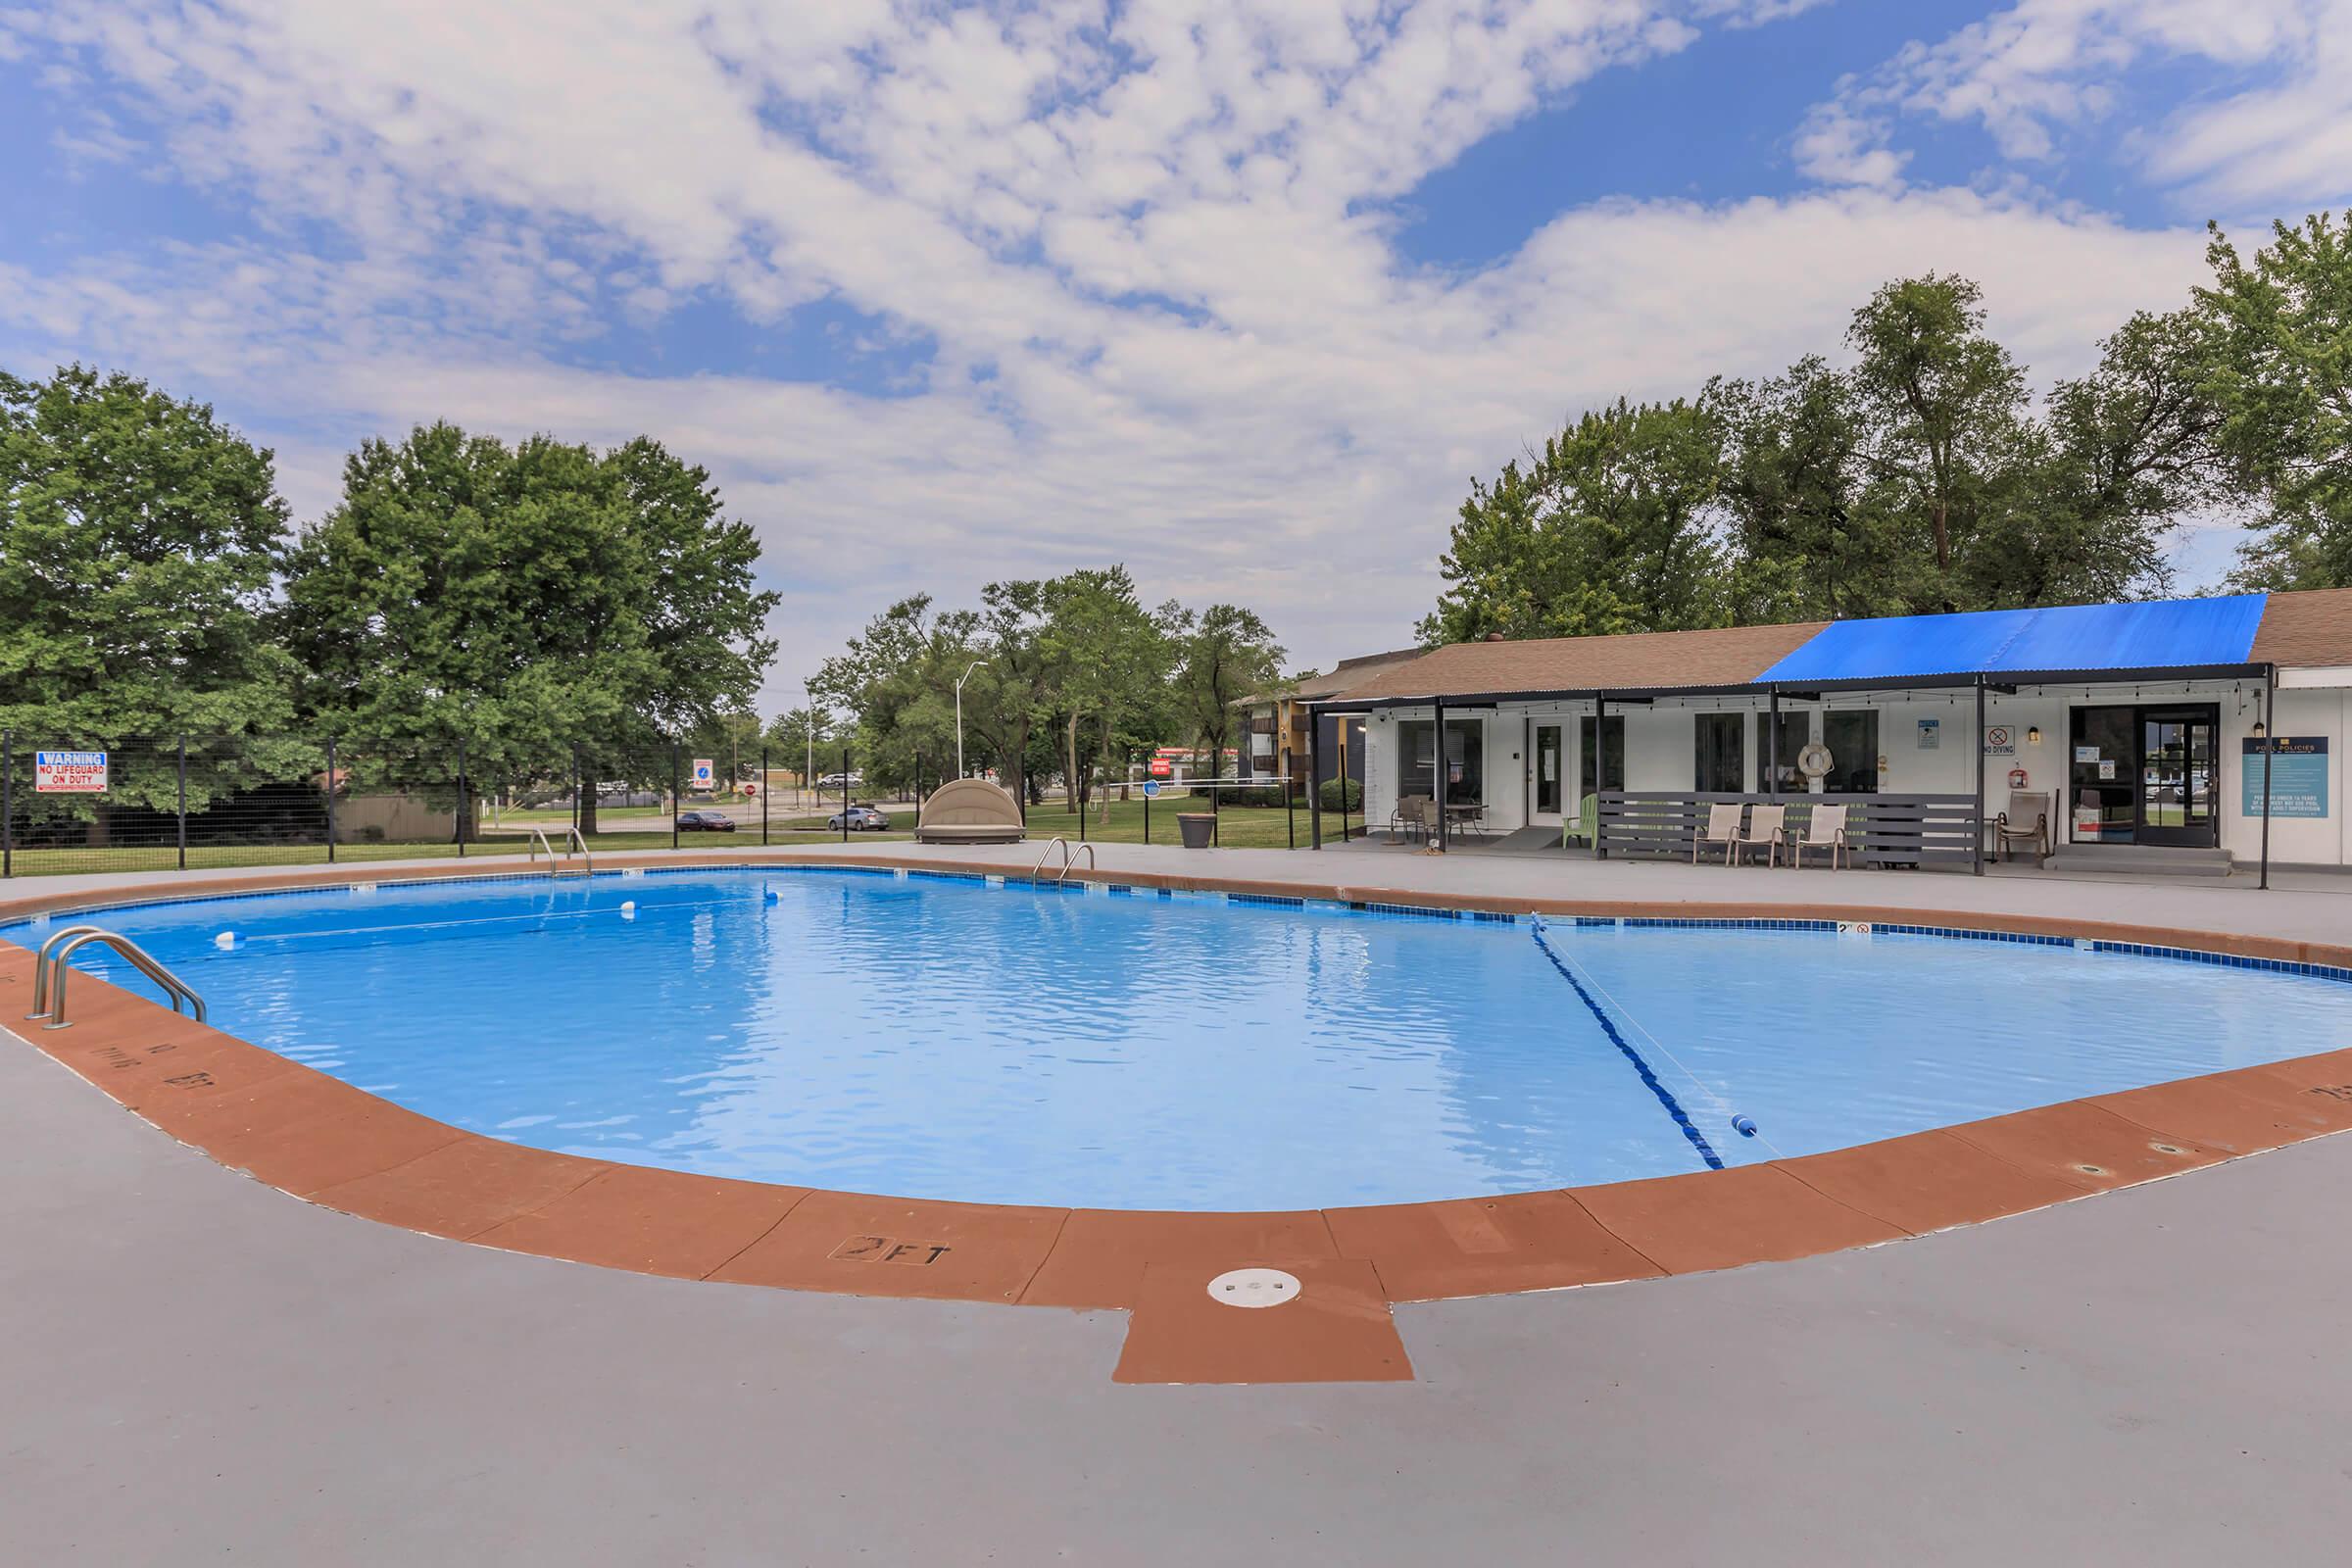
[35,751,108,793]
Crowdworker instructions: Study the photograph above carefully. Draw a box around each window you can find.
[1694,713,1745,793]
[1820,710,1879,794]
[1396,718,1485,804]
[1579,714,1626,795]
[1754,710,1808,793]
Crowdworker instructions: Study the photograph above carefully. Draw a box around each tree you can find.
[2202,213,2352,589]
[279,423,777,831]
[1169,604,1285,812]
[1709,358,1885,623]
[1845,272,2032,611]
[1987,307,2224,605]
[1041,566,1167,810]
[1419,399,1730,645]
[0,365,307,829]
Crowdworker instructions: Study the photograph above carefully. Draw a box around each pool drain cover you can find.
[1207,1267,1301,1308]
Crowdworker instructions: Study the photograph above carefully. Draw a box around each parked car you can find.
[676,809,737,832]
[815,771,863,790]
[827,804,892,832]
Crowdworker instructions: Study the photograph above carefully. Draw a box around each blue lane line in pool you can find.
[1530,917,1724,1172]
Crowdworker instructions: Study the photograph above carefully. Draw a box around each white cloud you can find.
[0,0,2332,704]
[1796,0,2352,212]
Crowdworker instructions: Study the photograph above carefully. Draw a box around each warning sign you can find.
[689,757,715,790]
[35,751,108,793]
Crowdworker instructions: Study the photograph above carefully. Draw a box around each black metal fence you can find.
[0,732,884,879]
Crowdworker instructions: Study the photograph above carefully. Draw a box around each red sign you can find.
[1149,759,1172,778]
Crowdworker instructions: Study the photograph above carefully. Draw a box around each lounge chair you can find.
[913,777,1026,845]
[1994,789,2051,865]
[1738,804,1788,866]
[1693,802,1744,864]
[1792,802,1849,869]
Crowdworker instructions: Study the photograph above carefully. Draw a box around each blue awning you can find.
[1755,594,2270,684]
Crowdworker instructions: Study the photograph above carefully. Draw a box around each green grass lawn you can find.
[1,796,1358,879]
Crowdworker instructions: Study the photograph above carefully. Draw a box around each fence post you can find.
[455,738,467,858]
[571,745,581,838]
[176,735,188,871]
[2,729,12,878]
[1078,767,1087,844]
[670,743,681,852]
[1144,787,1151,845]
[841,746,851,843]
[760,744,769,847]
[325,737,337,864]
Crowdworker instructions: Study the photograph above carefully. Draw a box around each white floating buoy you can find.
[214,931,237,950]
[619,901,637,921]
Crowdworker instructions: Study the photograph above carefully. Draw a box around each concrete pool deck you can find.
[7,844,2352,1558]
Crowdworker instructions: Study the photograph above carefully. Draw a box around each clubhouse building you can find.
[1312,589,2352,877]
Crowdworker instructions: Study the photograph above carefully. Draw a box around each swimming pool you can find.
[11,867,2350,1209]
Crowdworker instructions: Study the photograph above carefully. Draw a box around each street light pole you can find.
[956,660,989,778]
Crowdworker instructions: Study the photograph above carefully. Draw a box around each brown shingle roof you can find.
[1343,620,1829,701]
[1292,648,1427,701]
[2251,586,2352,668]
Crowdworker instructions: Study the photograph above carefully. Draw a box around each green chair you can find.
[1561,792,1599,850]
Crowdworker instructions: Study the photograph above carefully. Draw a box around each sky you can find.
[4,0,2349,714]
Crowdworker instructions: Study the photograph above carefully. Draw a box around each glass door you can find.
[2140,710,2217,847]
[1534,724,1563,817]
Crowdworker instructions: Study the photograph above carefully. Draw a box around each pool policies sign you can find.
[35,750,108,793]
[2243,737,2328,818]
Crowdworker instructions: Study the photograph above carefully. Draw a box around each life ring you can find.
[1796,742,1834,780]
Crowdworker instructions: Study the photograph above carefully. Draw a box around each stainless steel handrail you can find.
[1028,838,1097,885]
[24,925,105,1019]
[32,929,208,1030]
[526,825,593,877]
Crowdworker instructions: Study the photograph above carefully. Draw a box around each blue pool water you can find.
[10,869,2351,1209]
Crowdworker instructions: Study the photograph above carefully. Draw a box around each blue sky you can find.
[4,1,2348,705]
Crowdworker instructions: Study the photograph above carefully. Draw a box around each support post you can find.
[761,744,770,846]
[1973,677,1986,876]
[2260,663,2276,890]
[1145,784,1151,845]
[1307,705,1323,850]
[841,747,852,843]
[4,729,14,878]
[671,743,681,851]
[1768,686,1782,801]
[325,737,337,864]
[455,738,467,858]
[1432,698,1447,852]
[176,735,187,871]
[569,745,580,839]
[1593,695,1608,859]
[1339,721,1351,843]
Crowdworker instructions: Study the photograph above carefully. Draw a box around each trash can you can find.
[1177,812,1216,849]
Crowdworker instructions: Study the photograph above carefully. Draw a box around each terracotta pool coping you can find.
[9,852,2352,1384]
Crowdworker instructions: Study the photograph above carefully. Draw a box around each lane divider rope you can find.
[1530,916,1723,1172]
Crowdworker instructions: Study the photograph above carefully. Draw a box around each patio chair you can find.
[1561,792,1599,851]
[1692,802,1744,865]
[1388,793,1431,843]
[1737,803,1788,867]
[1994,789,2052,865]
[1792,802,1849,870]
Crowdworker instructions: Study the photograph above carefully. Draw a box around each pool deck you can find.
[8,845,2352,1559]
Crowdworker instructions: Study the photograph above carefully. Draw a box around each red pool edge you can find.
[9,853,2352,1385]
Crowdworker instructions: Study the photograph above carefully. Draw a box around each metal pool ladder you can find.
[1029,836,1096,885]
[23,925,208,1031]
[527,825,593,878]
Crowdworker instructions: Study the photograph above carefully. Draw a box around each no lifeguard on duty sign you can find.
[34,751,109,793]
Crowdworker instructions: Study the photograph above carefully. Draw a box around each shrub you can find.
[1318,776,1365,812]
